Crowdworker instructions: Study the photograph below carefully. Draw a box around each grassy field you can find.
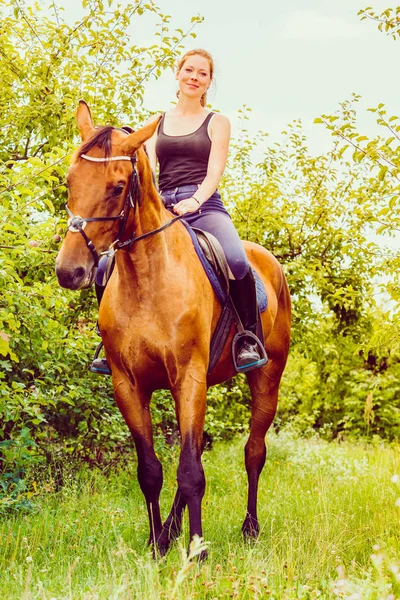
[1,429,399,599]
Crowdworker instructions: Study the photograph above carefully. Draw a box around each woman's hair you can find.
[176,49,214,107]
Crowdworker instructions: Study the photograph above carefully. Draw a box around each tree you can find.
[313,7,400,352]
[221,97,400,438]
[359,5,400,38]
[0,0,202,507]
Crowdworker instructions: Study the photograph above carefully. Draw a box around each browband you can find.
[80,154,133,163]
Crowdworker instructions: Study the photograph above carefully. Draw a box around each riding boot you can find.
[89,263,112,376]
[229,268,267,371]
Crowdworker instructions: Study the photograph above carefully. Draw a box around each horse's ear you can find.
[76,100,95,141]
[120,117,161,154]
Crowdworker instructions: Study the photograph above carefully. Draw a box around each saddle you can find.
[95,224,268,375]
[182,223,267,374]
[192,227,230,299]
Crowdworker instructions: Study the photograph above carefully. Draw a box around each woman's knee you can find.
[229,259,249,280]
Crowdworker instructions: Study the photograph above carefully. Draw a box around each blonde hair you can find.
[176,49,215,107]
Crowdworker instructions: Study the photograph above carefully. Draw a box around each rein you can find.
[65,147,187,265]
[116,212,186,249]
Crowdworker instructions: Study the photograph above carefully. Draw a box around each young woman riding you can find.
[91,49,265,374]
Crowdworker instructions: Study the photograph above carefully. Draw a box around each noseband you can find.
[65,152,140,267]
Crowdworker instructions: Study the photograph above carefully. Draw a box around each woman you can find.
[91,49,264,374]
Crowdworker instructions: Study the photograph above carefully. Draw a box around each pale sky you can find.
[137,0,400,153]
[61,0,399,152]
[57,0,400,271]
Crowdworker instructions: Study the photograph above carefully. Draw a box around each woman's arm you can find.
[173,113,231,215]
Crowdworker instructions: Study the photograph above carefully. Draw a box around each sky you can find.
[134,0,400,154]
[134,0,399,259]
[57,0,400,264]
[60,0,400,153]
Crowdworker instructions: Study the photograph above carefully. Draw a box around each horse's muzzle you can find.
[55,261,95,290]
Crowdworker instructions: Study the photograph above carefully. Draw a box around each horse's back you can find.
[243,241,283,287]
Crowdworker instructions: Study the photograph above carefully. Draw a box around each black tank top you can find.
[156,112,214,190]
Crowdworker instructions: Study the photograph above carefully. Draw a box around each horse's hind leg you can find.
[242,358,285,539]
[159,489,186,550]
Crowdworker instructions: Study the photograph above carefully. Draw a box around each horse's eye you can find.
[111,186,124,197]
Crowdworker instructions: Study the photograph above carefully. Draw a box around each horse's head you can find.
[55,101,159,290]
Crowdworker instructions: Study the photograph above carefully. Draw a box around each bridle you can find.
[65,152,140,267]
[65,134,191,267]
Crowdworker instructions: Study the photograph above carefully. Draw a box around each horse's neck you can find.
[115,176,174,286]
[114,150,198,289]
[132,174,165,236]
[115,217,187,295]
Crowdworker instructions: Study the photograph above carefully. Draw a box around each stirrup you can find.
[232,331,268,373]
[89,342,112,376]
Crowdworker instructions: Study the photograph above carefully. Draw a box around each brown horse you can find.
[56,101,291,557]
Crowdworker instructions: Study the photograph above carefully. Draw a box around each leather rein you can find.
[65,147,185,267]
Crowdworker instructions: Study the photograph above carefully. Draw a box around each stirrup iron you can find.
[89,342,112,376]
[232,331,268,373]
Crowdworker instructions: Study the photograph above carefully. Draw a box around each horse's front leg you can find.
[171,370,208,558]
[113,376,164,555]
[159,433,209,550]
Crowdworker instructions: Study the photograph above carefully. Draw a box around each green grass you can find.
[1,430,400,599]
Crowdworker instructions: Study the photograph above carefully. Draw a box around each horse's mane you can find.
[79,126,115,158]
[78,125,149,161]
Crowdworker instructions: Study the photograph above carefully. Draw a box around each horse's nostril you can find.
[74,267,85,280]
[55,264,89,290]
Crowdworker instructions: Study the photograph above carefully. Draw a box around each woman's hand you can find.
[173,197,200,216]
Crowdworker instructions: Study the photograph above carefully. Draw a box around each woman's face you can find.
[176,55,212,101]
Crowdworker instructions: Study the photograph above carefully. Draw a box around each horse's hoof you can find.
[149,540,169,560]
[197,548,208,562]
[188,547,208,562]
[242,516,260,540]
[148,534,169,559]
[156,543,169,558]
[156,532,171,557]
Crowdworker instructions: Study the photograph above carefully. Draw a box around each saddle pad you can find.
[181,221,268,313]
[254,269,268,313]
